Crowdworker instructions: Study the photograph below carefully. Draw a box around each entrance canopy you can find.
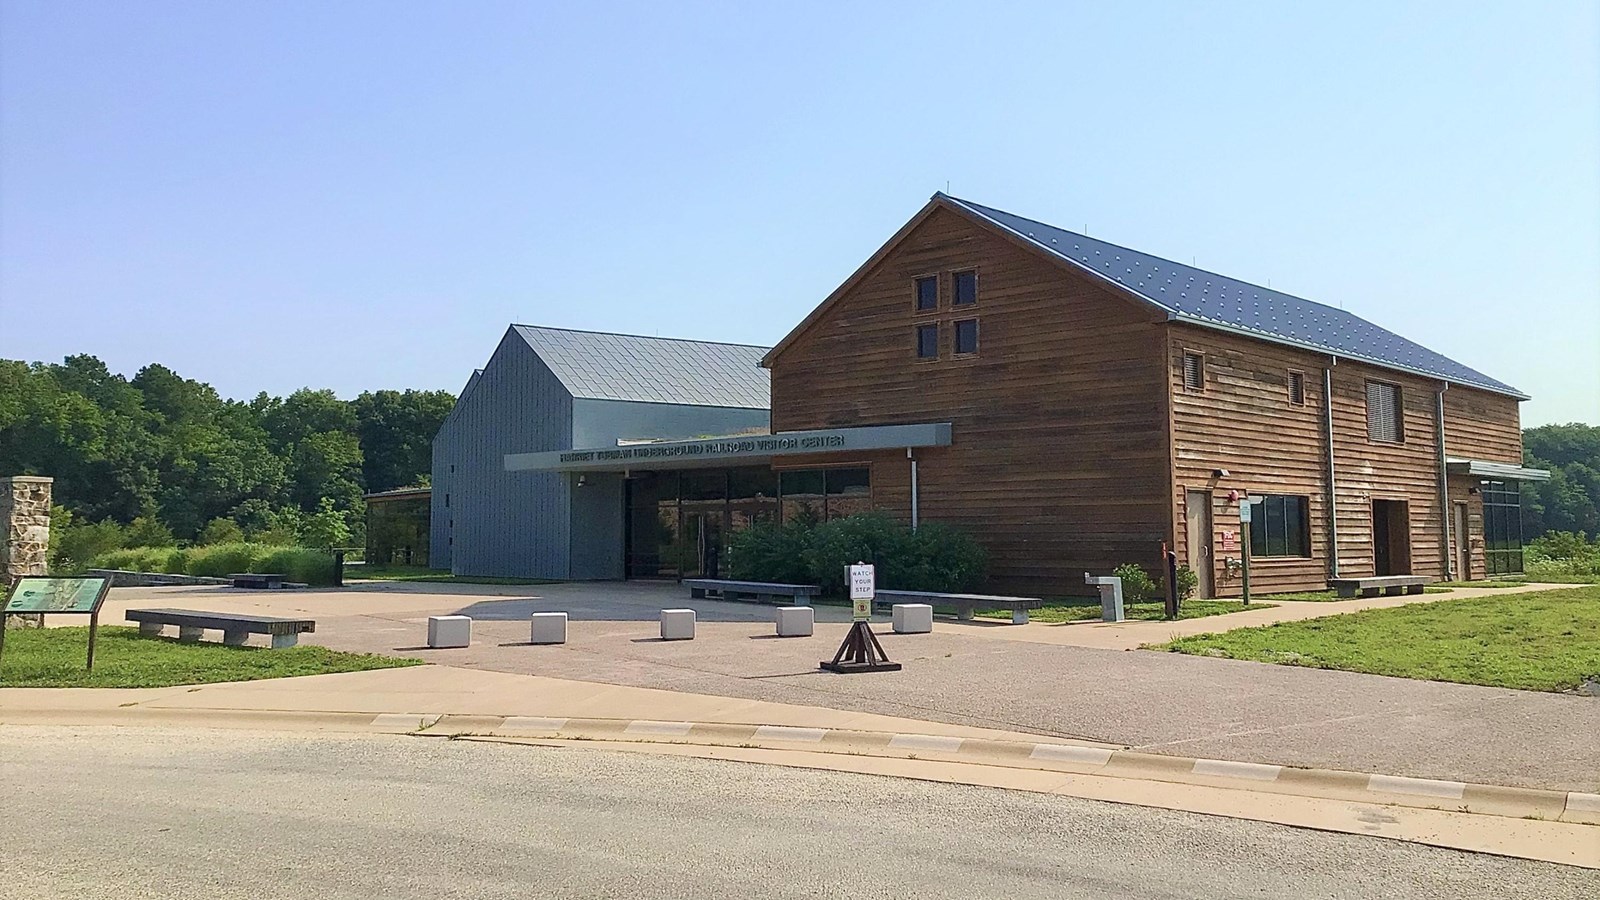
[1445,458,1550,482]
[506,423,952,473]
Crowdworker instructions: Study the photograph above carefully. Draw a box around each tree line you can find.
[1522,422,1600,539]
[0,355,454,558]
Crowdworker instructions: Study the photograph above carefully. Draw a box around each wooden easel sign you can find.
[821,563,900,674]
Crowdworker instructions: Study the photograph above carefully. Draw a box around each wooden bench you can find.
[1330,576,1428,599]
[682,579,821,606]
[126,608,316,649]
[230,573,287,590]
[873,589,1047,625]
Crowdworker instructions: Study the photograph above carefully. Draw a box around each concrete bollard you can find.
[530,612,568,645]
[892,603,934,634]
[775,606,814,637]
[178,625,205,643]
[660,608,696,641]
[427,615,472,648]
[138,621,164,638]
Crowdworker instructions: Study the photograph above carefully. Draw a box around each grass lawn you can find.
[977,598,1269,624]
[1154,585,1600,692]
[352,564,559,586]
[0,626,421,689]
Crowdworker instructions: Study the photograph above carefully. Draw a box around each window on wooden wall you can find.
[954,319,979,355]
[914,275,938,311]
[1288,370,1306,406]
[1182,352,1204,391]
[916,323,939,359]
[953,270,978,306]
[1366,381,1404,442]
[1247,495,1310,558]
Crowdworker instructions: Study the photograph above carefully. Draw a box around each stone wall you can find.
[1,476,53,588]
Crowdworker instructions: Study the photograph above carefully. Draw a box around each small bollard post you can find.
[332,549,345,587]
[1163,546,1180,620]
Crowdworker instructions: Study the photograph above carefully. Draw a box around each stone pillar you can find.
[2,476,53,588]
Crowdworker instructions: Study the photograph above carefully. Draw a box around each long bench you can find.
[872,589,1047,625]
[127,608,316,649]
[1330,575,1428,599]
[231,573,286,590]
[682,579,820,606]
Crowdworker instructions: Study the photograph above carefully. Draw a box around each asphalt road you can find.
[0,726,1592,900]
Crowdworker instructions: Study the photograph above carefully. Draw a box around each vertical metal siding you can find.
[431,329,574,579]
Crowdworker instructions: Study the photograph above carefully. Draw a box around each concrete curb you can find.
[7,704,1595,826]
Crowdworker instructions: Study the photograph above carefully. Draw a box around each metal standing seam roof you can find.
[939,194,1526,399]
[513,325,771,409]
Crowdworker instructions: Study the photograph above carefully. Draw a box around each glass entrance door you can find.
[682,511,723,579]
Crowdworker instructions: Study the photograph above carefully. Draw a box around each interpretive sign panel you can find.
[3,577,110,615]
[1,577,113,674]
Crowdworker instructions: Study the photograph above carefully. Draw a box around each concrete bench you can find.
[1330,576,1428,599]
[873,590,1047,625]
[127,608,315,649]
[230,573,286,590]
[682,579,820,606]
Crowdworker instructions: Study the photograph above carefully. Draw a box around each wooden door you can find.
[1185,490,1214,599]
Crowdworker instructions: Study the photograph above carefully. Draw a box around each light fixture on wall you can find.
[1212,469,1230,479]
[577,475,588,488]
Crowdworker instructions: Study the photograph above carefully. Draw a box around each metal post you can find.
[1435,386,1453,580]
[1241,527,1252,606]
[86,609,99,671]
[908,449,919,530]
[1323,361,1340,579]
[1163,544,1179,620]
[332,549,346,588]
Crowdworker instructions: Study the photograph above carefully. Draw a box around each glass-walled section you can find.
[1481,480,1524,575]
[625,465,871,579]
[366,495,431,567]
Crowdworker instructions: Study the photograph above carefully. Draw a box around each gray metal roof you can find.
[941,194,1526,398]
[514,325,770,409]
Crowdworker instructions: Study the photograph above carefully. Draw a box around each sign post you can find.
[821,562,901,674]
[1239,499,1255,606]
[1,577,113,676]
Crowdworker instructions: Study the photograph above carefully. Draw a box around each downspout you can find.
[1323,359,1340,579]
[908,448,919,529]
[1436,384,1452,580]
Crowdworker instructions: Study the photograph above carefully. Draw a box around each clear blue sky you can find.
[2,1,1595,426]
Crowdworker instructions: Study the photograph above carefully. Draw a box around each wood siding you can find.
[1167,324,1525,595]
[769,206,1172,596]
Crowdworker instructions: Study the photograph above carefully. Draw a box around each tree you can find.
[353,389,456,493]
[298,497,352,549]
[1524,423,1600,538]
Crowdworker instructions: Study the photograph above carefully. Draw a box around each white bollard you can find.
[427,615,472,649]
[892,603,934,634]
[774,606,814,637]
[530,612,568,645]
[660,608,696,641]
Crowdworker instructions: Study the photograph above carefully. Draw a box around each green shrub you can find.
[1113,563,1159,602]
[1166,564,1198,601]
[50,510,126,574]
[197,517,245,546]
[727,520,815,585]
[897,522,988,593]
[804,512,916,595]
[186,543,263,578]
[161,549,191,575]
[256,547,335,585]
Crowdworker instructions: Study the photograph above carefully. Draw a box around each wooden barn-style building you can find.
[439,194,1545,596]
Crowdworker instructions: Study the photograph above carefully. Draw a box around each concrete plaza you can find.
[80,578,1600,793]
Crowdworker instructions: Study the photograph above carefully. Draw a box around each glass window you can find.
[915,276,938,311]
[825,468,872,519]
[954,319,978,354]
[917,323,939,359]
[1366,381,1404,442]
[953,270,977,305]
[681,471,727,501]
[779,469,824,524]
[1481,480,1524,575]
[1247,495,1310,558]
